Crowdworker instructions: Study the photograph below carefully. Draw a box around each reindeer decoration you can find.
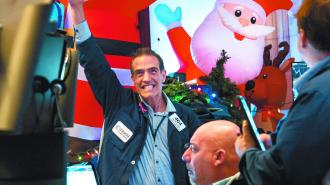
[244,41,294,131]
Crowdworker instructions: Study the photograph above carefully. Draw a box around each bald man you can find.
[182,120,243,185]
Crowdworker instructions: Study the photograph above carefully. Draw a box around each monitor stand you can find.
[0,132,67,185]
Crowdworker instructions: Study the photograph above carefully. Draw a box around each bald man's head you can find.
[194,120,240,148]
[182,120,241,185]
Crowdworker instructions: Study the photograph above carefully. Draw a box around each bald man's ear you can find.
[214,149,226,166]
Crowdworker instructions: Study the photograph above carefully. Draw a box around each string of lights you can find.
[67,146,100,162]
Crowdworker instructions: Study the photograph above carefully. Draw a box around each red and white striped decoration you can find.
[62,0,155,140]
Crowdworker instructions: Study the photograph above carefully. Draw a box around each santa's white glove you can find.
[154,4,182,30]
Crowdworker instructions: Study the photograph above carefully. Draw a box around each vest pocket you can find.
[105,112,139,151]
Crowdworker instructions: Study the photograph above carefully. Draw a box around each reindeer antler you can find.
[273,41,290,67]
[263,44,272,66]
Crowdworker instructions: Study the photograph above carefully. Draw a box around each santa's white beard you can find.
[191,10,264,85]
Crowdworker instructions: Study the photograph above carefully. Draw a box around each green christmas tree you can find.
[200,50,243,124]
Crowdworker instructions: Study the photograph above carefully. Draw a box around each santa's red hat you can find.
[217,0,293,22]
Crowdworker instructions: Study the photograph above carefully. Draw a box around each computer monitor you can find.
[292,61,309,82]
[0,0,78,133]
[21,31,78,133]
[0,0,53,132]
[0,1,78,184]
[67,162,99,185]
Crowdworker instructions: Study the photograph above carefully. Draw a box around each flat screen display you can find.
[292,62,309,82]
[238,95,266,151]
[67,162,98,185]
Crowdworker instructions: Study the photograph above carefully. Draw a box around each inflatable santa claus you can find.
[155,0,293,85]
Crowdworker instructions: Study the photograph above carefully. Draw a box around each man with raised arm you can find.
[68,1,201,184]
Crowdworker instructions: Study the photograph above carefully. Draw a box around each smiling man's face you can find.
[131,55,166,103]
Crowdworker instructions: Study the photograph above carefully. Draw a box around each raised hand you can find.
[67,0,87,25]
[154,4,182,27]
[68,0,87,8]
[235,120,257,158]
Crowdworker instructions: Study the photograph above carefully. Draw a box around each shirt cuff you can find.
[74,21,91,44]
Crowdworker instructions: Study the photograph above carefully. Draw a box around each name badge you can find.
[112,121,133,143]
[169,113,186,132]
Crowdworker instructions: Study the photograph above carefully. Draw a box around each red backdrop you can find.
[59,0,154,139]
